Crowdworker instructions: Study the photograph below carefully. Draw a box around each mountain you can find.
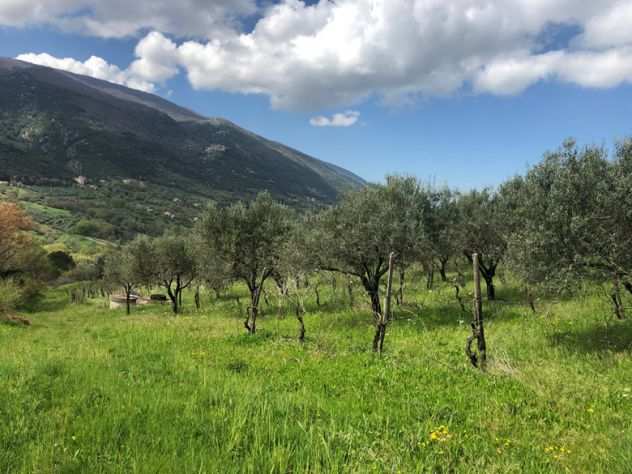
[0,57,364,206]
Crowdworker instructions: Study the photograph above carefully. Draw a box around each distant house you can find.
[74,176,88,186]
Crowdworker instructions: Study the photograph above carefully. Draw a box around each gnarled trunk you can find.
[245,286,262,333]
[347,278,354,307]
[484,276,495,301]
[123,283,132,315]
[397,267,405,305]
[296,303,306,342]
[612,276,625,320]
[194,285,201,310]
[366,284,383,352]
[426,268,434,290]
[166,284,179,314]
[439,258,448,282]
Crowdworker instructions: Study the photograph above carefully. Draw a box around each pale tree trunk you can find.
[245,271,269,334]
[347,278,354,307]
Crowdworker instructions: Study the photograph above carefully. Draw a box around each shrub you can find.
[0,279,21,315]
[48,250,76,273]
[71,219,116,239]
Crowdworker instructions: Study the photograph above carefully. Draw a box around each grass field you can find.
[1,276,631,473]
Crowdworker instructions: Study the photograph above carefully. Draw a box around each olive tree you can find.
[277,217,321,342]
[312,177,425,352]
[151,233,197,314]
[197,192,292,333]
[103,236,153,315]
[457,189,508,300]
[428,188,461,282]
[505,139,632,317]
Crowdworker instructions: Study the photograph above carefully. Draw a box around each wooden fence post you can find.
[466,253,487,368]
[378,252,396,353]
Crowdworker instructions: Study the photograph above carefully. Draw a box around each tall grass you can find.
[1,275,631,473]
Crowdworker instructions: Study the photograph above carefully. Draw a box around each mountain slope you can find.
[0,57,364,206]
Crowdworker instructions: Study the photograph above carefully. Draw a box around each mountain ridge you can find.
[0,57,365,206]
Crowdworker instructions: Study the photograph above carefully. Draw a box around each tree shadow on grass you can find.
[317,298,528,333]
[395,304,528,333]
[548,320,632,354]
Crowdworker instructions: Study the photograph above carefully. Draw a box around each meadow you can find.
[1,275,631,473]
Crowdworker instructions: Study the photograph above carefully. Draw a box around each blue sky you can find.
[3,1,632,189]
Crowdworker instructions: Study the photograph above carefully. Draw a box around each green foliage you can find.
[47,250,75,273]
[150,233,198,314]
[198,193,292,287]
[505,139,632,298]
[314,179,425,281]
[0,279,20,314]
[103,236,155,313]
[197,192,293,330]
[313,178,425,301]
[70,219,116,240]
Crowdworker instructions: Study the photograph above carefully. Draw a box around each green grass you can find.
[1,277,631,473]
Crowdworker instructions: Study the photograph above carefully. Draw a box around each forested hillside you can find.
[0,57,365,246]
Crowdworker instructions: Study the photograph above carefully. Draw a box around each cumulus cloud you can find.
[577,2,632,49]
[474,48,632,94]
[11,1,632,109]
[16,52,157,92]
[310,111,360,127]
[474,51,564,95]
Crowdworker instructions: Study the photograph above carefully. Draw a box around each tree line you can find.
[3,138,632,351]
[98,139,632,353]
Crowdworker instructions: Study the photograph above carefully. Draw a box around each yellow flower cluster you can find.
[544,445,571,461]
[495,437,511,454]
[429,426,452,443]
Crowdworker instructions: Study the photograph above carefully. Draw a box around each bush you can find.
[16,279,44,307]
[64,261,102,283]
[48,250,76,273]
[0,279,21,315]
[71,219,116,239]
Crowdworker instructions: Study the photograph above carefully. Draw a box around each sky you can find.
[2,0,632,189]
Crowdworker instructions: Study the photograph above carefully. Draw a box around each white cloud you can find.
[474,47,632,94]
[11,1,632,109]
[0,0,257,38]
[16,52,157,92]
[152,0,632,109]
[129,31,179,83]
[474,51,564,95]
[578,2,632,49]
[310,111,360,127]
